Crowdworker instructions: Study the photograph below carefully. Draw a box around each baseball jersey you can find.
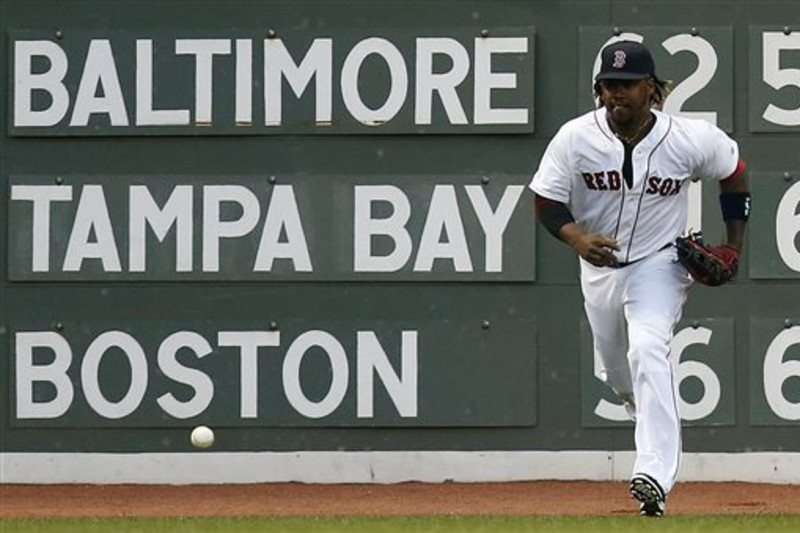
[530,108,740,264]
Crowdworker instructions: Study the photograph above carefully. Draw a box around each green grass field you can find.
[2,515,800,533]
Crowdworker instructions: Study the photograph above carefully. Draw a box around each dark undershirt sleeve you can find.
[534,194,575,239]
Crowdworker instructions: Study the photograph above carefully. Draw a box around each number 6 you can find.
[763,327,800,420]
[673,326,721,421]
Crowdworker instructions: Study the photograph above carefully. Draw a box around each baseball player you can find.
[529,40,750,517]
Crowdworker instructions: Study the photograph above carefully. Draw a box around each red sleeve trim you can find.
[723,158,747,182]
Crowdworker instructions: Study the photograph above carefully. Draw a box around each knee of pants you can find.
[599,365,633,394]
[628,325,673,374]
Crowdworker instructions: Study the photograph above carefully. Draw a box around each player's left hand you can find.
[709,244,740,275]
[675,233,739,286]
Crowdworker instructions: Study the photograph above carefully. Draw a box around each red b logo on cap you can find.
[612,50,627,69]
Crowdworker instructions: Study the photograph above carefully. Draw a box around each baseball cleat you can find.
[630,475,666,517]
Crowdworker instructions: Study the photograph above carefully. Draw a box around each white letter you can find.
[81,331,148,419]
[414,185,472,272]
[11,185,73,272]
[357,331,418,418]
[474,37,528,124]
[63,185,122,272]
[219,331,281,418]
[15,332,74,419]
[283,330,348,418]
[465,185,523,272]
[203,185,260,272]
[129,185,193,272]
[14,40,70,127]
[175,39,231,124]
[254,184,312,271]
[265,38,332,126]
[236,39,253,125]
[136,39,190,125]
[415,38,469,125]
[353,185,412,272]
[341,38,407,125]
[70,39,129,126]
[157,331,215,419]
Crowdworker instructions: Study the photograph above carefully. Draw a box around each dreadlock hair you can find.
[594,77,674,109]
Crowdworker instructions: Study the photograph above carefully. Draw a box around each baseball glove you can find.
[674,232,740,286]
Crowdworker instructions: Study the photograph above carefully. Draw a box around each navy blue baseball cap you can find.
[595,40,656,81]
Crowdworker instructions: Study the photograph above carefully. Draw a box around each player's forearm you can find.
[533,194,618,266]
[557,222,587,249]
[718,173,750,250]
[533,197,589,252]
[723,219,747,251]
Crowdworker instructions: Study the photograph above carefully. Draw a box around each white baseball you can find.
[190,425,215,449]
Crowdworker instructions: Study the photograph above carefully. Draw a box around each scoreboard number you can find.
[761,31,800,127]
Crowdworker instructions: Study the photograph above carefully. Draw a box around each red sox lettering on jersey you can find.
[582,171,683,197]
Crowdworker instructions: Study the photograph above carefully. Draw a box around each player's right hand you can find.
[575,233,620,267]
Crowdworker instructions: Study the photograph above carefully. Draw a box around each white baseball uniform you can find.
[529,107,740,495]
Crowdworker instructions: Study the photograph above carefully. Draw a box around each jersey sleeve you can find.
[528,125,574,203]
[692,120,740,181]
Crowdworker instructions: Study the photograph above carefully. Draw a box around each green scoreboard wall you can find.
[1,0,799,456]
